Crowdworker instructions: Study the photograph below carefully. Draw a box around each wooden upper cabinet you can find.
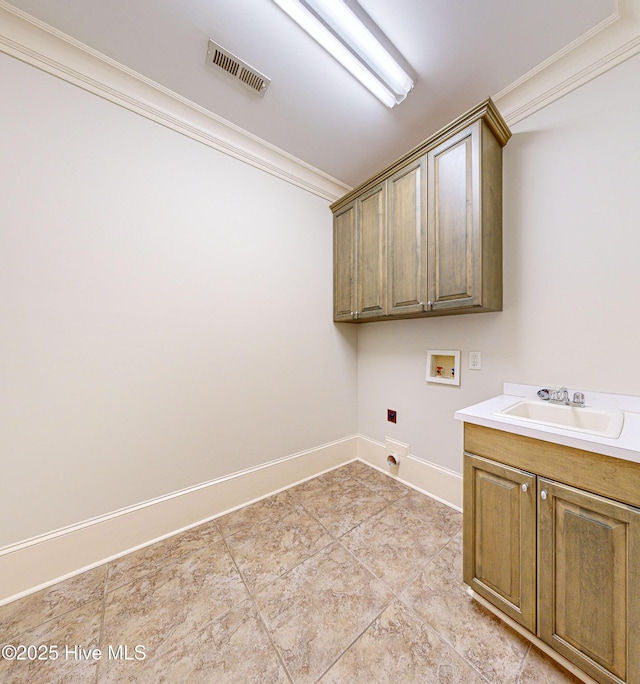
[331,98,510,323]
[333,202,356,321]
[357,183,387,320]
[333,186,387,322]
[387,157,427,316]
[427,120,503,313]
[428,125,479,310]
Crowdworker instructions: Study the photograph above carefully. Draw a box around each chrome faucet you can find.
[537,387,585,407]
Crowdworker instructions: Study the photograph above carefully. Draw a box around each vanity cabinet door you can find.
[538,479,640,684]
[463,453,536,632]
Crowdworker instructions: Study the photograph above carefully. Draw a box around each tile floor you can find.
[0,461,582,683]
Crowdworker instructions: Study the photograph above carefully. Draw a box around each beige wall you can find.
[0,53,358,548]
[356,52,640,473]
[3,43,640,552]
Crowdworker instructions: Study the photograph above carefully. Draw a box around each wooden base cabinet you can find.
[463,454,536,632]
[463,425,640,684]
[538,479,640,684]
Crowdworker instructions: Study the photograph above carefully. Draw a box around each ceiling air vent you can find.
[206,39,271,97]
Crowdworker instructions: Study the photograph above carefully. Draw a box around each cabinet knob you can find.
[521,483,529,493]
[540,490,548,501]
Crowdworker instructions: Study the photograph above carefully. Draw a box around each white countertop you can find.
[455,383,640,465]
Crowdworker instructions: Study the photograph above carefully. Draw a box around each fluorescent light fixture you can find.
[306,0,413,99]
[273,0,413,107]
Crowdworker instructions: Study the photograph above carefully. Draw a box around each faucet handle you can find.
[572,392,585,407]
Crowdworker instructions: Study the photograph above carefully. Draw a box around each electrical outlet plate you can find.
[469,351,482,370]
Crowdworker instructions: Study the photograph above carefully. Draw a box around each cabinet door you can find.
[538,479,640,684]
[387,157,427,316]
[427,123,481,311]
[356,183,387,320]
[463,453,536,631]
[333,202,356,321]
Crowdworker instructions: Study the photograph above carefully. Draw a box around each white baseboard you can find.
[0,436,358,605]
[357,435,463,511]
[0,434,462,605]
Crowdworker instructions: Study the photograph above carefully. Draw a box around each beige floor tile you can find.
[106,520,223,592]
[224,500,332,593]
[0,565,106,641]
[99,599,288,684]
[216,491,293,539]
[332,460,371,479]
[345,463,412,502]
[402,542,530,683]
[254,542,392,684]
[288,469,360,503]
[518,646,584,683]
[400,489,463,537]
[101,537,249,663]
[342,497,454,593]
[316,465,359,483]
[321,599,486,684]
[289,472,390,538]
[0,469,595,683]
[0,599,102,684]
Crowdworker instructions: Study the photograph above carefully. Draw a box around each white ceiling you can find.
[7,0,613,187]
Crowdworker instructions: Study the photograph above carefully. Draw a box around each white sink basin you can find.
[494,399,624,438]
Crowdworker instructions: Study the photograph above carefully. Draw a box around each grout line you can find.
[1,463,495,682]
[398,597,494,683]
[516,643,532,683]
[215,464,409,680]
[93,568,108,684]
[0,567,109,645]
[217,495,336,596]
[314,599,391,681]
[218,524,294,684]
[383,531,497,683]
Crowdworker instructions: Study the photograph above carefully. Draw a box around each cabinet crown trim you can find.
[330,98,510,212]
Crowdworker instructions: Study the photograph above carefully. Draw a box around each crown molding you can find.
[2,0,639,198]
[495,0,640,125]
[0,1,351,202]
